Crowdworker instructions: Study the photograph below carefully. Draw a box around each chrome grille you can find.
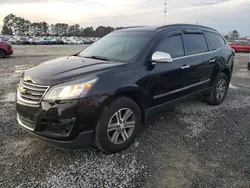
[19,79,49,104]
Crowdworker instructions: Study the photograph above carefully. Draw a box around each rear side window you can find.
[204,32,226,50]
[156,35,184,58]
[183,34,208,55]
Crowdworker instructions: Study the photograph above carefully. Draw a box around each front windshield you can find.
[78,31,152,62]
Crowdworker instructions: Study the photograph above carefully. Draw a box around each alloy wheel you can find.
[107,108,136,144]
[216,78,227,100]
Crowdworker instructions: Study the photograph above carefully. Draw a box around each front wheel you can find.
[94,97,142,153]
[204,72,229,105]
[0,49,6,58]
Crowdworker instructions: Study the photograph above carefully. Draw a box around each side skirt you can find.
[146,88,211,117]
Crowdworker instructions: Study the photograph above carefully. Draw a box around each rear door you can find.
[181,32,214,92]
[204,31,232,79]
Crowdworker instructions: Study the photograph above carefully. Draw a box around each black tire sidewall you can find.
[0,49,6,58]
[212,72,229,105]
[95,97,141,153]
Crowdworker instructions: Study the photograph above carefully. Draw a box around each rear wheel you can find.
[204,72,229,105]
[94,97,142,153]
[0,49,6,58]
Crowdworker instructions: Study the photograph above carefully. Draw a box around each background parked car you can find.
[52,39,64,45]
[17,37,30,45]
[230,41,250,53]
[248,53,250,70]
[28,38,36,45]
[40,38,53,45]
[62,38,71,44]
[83,38,94,44]
[33,38,42,45]
[1,35,99,45]
[0,39,13,57]
[0,36,9,42]
[8,37,18,44]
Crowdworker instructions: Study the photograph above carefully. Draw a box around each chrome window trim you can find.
[172,47,222,61]
[153,79,210,99]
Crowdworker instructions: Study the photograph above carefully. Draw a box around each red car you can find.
[230,41,250,53]
[0,39,13,57]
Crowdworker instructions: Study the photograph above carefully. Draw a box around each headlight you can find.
[43,77,98,100]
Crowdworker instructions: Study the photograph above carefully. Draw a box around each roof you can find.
[115,26,157,32]
[115,24,217,33]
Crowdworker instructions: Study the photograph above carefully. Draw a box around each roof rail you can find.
[122,26,146,29]
[157,24,217,31]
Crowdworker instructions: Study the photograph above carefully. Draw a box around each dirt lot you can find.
[0,45,250,188]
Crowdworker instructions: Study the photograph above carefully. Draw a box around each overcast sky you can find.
[0,0,249,36]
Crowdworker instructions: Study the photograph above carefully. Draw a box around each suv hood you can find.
[23,56,125,85]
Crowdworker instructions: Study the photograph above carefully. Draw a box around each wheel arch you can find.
[113,86,147,125]
[209,65,231,88]
[0,48,7,53]
[221,68,231,81]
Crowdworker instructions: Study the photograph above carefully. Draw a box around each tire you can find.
[204,72,229,105]
[94,97,142,153]
[0,49,6,58]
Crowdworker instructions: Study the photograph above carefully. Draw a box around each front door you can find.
[145,33,193,108]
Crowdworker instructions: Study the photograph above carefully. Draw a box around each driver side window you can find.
[156,35,184,59]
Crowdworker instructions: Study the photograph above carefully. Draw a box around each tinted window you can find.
[205,32,225,50]
[156,35,184,58]
[184,34,208,55]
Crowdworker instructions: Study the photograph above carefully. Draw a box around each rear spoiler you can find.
[183,30,203,34]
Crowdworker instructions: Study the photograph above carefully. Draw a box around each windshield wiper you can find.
[83,56,111,61]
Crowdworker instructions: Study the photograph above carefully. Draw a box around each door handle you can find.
[209,59,216,63]
[181,65,190,69]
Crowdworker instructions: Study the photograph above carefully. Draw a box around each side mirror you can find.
[151,51,173,63]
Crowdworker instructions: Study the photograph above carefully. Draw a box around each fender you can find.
[114,86,147,107]
[210,63,231,87]
[114,86,148,125]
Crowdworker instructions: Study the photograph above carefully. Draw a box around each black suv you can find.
[16,24,235,153]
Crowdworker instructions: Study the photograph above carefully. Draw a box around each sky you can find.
[0,0,249,36]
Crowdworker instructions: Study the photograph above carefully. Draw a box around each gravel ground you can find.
[0,45,250,188]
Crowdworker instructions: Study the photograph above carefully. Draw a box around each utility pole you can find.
[164,0,167,25]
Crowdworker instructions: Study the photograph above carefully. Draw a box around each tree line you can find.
[1,14,124,37]
[224,30,240,40]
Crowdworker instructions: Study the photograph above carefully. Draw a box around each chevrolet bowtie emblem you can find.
[19,86,27,94]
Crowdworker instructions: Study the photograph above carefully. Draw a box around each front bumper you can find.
[18,113,93,150]
[7,49,13,55]
[16,94,108,150]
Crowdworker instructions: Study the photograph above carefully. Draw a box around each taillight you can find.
[231,48,235,56]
